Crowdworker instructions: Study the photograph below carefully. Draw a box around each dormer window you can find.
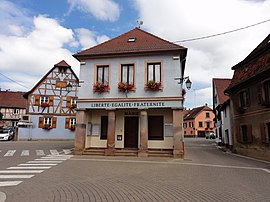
[128,37,136,42]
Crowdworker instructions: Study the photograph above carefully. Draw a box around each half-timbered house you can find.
[0,91,27,128]
[18,60,79,140]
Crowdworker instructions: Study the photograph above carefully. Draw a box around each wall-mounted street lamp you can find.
[66,82,72,92]
[175,76,192,90]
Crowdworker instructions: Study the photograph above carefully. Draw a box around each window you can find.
[13,109,19,114]
[97,65,109,85]
[148,116,164,140]
[199,121,203,127]
[241,125,248,143]
[239,90,250,108]
[40,96,49,104]
[121,64,134,85]
[70,118,76,126]
[100,116,108,140]
[44,117,52,127]
[71,98,77,105]
[263,80,270,102]
[189,122,193,128]
[147,63,161,83]
[206,121,210,128]
[183,122,187,128]
[206,112,210,118]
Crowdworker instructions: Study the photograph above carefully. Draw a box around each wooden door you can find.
[124,117,139,148]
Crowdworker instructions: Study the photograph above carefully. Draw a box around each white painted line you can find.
[261,168,270,174]
[0,175,34,179]
[50,150,59,155]
[29,161,62,163]
[20,163,57,166]
[21,150,29,156]
[63,149,72,154]
[7,167,51,170]
[38,158,67,161]
[70,158,270,174]
[47,155,73,157]
[4,150,16,157]
[36,150,45,156]
[0,170,43,174]
[0,191,6,202]
[228,153,270,164]
[41,156,69,159]
[0,181,22,187]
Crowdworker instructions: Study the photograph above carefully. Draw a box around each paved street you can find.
[0,138,269,202]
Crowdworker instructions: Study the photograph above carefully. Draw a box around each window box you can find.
[69,125,76,131]
[118,82,134,92]
[41,102,49,108]
[146,80,161,91]
[43,124,52,130]
[93,82,109,93]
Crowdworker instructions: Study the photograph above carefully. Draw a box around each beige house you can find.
[73,28,189,157]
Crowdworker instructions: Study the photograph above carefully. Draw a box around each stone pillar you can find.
[105,109,116,156]
[138,110,148,157]
[173,109,184,158]
[74,109,87,154]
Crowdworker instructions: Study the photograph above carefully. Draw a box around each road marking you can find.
[70,158,270,174]
[36,150,45,156]
[7,167,51,170]
[39,157,67,160]
[63,149,72,154]
[0,175,34,179]
[0,170,43,174]
[20,163,57,166]
[0,191,6,202]
[50,150,59,155]
[4,150,16,157]
[21,150,29,156]
[0,181,22,187]
[28,161,62,164]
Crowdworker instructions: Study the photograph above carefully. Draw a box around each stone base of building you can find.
[234,146,270,162]
[105,148,116,156]
[138,150,148,157]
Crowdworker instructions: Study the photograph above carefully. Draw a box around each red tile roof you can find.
[0,91,26,108]
[54,60,71,67]
[74,28,187,59]
[226,34,270,93]
[184,105,212,120]
[213,78,231,104]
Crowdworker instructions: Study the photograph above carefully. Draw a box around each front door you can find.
[124,117,139,148]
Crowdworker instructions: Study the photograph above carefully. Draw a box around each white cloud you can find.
[0,14,80,91]
[75,28,110,49]
[134,0,270,108]
[67,0,120,21]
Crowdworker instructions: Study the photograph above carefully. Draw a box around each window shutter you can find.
[236,126,241,143]
[247,124,253,143]
[65,118,70,129]
[66,96,71,107]
[49,96,54,106]
[258,85,263,104]
[260,123,267,143]
[38,117,44,128]
[35,95,40,106]
[52,117,57,128]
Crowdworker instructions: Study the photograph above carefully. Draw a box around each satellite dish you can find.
[136,20,143,28]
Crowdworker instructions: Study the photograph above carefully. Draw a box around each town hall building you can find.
[73,28,189,157]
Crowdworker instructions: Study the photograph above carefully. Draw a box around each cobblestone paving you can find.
[1,139,270,202]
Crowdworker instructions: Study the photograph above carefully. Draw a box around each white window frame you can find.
[40,96,49,104]
[44,117,52,127]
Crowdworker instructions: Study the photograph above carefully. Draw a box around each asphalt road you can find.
[0,138,269,202]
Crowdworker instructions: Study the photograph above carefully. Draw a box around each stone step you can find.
[82,148,105,156]
[148,149,173,157]
[115,149,138,157]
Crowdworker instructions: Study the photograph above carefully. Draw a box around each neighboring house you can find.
[212,78,232,148]
[225,34,270,161]
[18,60,79,140]
[0,91,27,128]
[184,105,215,137]
[73,28,188,157]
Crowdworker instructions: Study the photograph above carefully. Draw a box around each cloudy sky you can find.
[0,0,269,108]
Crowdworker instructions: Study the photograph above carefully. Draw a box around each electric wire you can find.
[0,72,30,90]
[174,18,270,43]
